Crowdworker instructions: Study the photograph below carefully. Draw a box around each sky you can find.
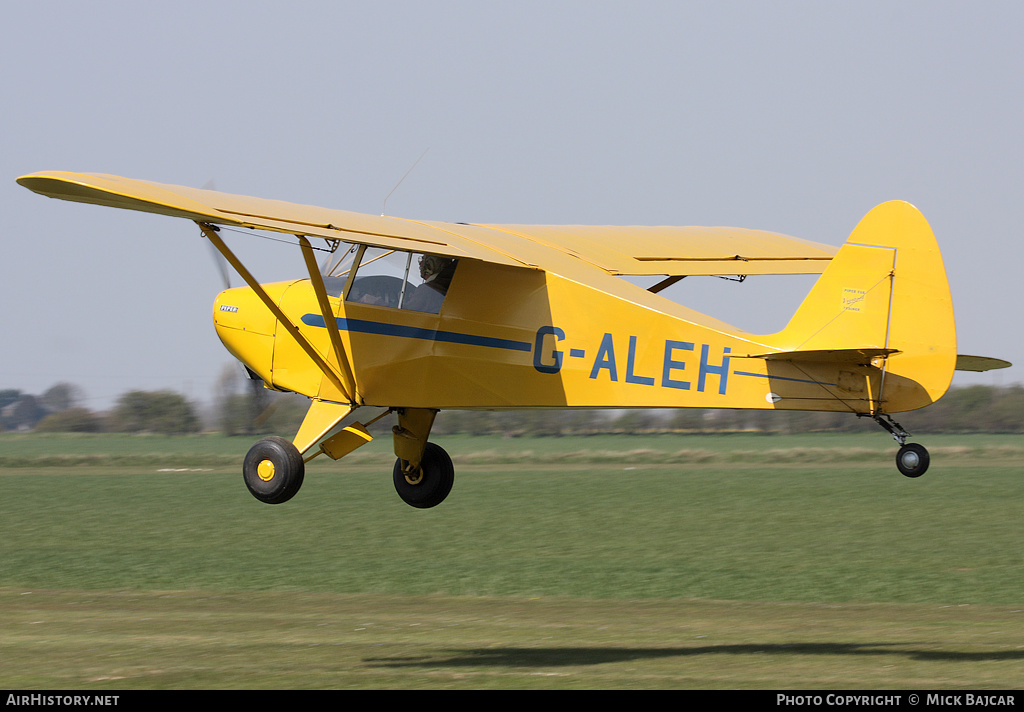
[2,1,1021,412]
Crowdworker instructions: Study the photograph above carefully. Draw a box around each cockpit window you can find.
[345,248,407,308]
[320,244,360,298]
[321,276,348,298]
[345,247,457,314]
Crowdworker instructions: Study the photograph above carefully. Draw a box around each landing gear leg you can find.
[871,414,930,478]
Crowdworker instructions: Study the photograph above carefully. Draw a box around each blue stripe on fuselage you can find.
[301,314,532,352]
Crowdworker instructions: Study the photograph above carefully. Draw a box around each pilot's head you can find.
[419,254,444,282]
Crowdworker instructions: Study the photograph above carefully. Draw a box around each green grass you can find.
[1,430,1020,466]
[1,460,1021,603]
[1,432,1022,688]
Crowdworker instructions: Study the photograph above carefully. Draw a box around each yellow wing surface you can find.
[17,171,836,277]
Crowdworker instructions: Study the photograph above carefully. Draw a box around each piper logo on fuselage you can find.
[533,326,731,394]
[219,305,239,313]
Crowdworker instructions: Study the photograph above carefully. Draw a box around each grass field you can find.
[0,431,1021,689]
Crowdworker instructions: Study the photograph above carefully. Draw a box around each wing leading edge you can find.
[17,171,525,267]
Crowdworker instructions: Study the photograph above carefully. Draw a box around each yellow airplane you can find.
[18,171,1010,507]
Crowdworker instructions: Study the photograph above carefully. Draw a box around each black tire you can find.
[243,436,305,504]
[393,442,454,509]
[896,442,930,478]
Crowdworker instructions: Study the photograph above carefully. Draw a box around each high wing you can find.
[18,171,837,277]
[474,223,836,276]
[16,171,526,268]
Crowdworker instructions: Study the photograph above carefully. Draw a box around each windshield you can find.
[345,247,457,314]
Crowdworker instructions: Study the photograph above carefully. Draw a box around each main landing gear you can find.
[393,441,454,509]
[243,436,305,504]
[872,414,930,478]
[241,407,455,508]
[390,408,453,508]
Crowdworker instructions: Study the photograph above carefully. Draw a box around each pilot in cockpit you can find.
[404,255,457,313]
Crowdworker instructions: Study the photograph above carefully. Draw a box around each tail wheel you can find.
[243,436,305,504]
[393,442,454,509]
[896,442,930,478]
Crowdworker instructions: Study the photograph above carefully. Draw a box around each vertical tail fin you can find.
[769,201,956,412]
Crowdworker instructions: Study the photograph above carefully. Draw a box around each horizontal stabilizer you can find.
[955,355,1012,372]
[750,348,898,364]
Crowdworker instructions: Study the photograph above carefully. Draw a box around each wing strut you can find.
[198,222,356,403]
[298,235,358,398]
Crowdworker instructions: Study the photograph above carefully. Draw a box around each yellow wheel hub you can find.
[404,468,424,485]
[257,459,276,482]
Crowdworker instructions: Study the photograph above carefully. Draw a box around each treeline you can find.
[3,379,1021,437]
[1,386,202,435]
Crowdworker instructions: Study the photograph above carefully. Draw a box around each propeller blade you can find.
[208,240,232,290]
[200,179,232,290]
